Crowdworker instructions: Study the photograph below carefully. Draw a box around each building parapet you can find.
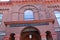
[0,0,60,6]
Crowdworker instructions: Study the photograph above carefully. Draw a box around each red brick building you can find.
[0,0,60,40]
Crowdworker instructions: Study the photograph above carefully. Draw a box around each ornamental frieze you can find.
[0,9,9,10]
[10,22,49,27]
[47,5,60,8]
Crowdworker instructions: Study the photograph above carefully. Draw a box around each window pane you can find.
[0,14,3,19]
[0,14,3,24]
[57,19,60,25]
[55,14,60,17]
[54,11,60,25]
[24,10,34,20]
[54,11,60,17]
[0,31,6,36]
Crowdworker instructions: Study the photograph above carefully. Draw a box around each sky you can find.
[0,0,9,1]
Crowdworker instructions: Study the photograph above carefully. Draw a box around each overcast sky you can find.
[0,0,9,1]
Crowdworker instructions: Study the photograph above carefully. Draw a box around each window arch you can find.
[54,11,60,25]
[24,10,34,20]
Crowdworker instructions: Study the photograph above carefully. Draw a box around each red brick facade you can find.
[0,0,60,40]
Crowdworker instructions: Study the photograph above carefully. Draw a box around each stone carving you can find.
[47,5,60,8]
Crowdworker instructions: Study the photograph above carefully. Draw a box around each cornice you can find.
[0,1,60,6]
[4,19,55,26]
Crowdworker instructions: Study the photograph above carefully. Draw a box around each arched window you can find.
[54,11,60,25]
[24,10,34,20]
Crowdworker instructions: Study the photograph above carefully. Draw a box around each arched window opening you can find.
[24,10,34,20]
[9,33,15,40]
[54,11,60,25]
[46,31,53,40]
